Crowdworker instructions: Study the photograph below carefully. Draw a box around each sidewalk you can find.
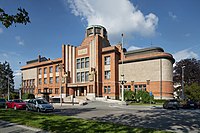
[0,120,48,133]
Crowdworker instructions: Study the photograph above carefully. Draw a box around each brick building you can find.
[21,25,175,100]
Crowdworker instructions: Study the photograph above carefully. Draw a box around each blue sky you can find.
[0,0,200,89]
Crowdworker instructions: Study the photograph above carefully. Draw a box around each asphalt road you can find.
[53,101,200,133]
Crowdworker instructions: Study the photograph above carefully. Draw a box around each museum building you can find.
[21,25,175,100]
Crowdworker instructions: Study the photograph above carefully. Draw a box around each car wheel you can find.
[26,107,29,111]
[14,106,17,110]
[37,108,40,112]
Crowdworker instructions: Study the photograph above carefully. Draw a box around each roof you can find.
[125,47,164,56]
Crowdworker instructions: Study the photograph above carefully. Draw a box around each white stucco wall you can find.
[119,59,173,82]
[22,68,37,86]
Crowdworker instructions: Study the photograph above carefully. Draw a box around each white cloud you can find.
[168,12,177,20]
[127,45,142,51]
[173,49,199,62]
[15,36,24,46]
[14,70,22,76]
[67,0,159,42]
[0,27,3,34]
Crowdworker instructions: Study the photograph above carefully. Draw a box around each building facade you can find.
[21,25,175,100]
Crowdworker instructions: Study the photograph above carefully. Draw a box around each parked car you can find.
[163,99,180,110]
[181,100,198,109]
[0,98,6,108]
[6,99,26,110]
[26,99,54,112]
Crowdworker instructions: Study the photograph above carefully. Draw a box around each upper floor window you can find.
[105,56,110,65]
[85,57,89,68]
[77,57,89,69]
[49,66,53,73]
[81,58,85,68]
[105,70,111,80]
[77,59,81,69]
[44,78,47,84]
[85,71,89,81]
[49,77,53,84]
[81,72,85,82]
[44,68,47,74]
[39,68,42,75]
[56,65,59,72]
[77,72,81,82]
[39,78,42,85]
[56,76,59,83]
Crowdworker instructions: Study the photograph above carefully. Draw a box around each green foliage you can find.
[185,83,200,101]
[124,90,134,101]
[124,90,154,103]
[173,58,200,86]
[0,61,14,96]
[0,8,30,28]
[22,93,35,100]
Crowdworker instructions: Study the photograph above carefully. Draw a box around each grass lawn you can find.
[0,109,169,133]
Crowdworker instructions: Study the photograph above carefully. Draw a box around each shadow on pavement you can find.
[90,109,200,132]
[52,107,96,116]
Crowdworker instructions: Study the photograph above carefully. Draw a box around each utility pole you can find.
[121,33,126,103]
[59,63,63,107]
[7,76,10,101]
[182,66,185,100]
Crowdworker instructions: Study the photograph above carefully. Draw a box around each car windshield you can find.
[0,99,6,102]
[37,100,48,104]
[13,100,24,103]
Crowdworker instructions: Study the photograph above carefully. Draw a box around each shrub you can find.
[124,90,134,101]
[22,93,35,99]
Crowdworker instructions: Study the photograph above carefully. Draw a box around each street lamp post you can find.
[181,66,185,100]
[59,63,63,107]
[6,75,10,101]
[121,33,126,103]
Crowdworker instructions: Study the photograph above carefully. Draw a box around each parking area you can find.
[53,101,200,133]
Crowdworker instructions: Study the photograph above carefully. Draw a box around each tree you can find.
[0,61,14,96]
[185,83,200,101]
[173,58,200,86]
[0,8,30,28]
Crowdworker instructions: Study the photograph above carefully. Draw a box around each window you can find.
[104,86,111,94]
[85,57,89,68]
[49,77,53,84]
[56,76,59,83]
[85,71,89,81]
[39,68,42,75]
[56,65,59,72]
[44,78,47,84]
[77,72,80,82]
[49,66,53,73]
[107,86,111,93]
[38,89,41,94]
[77,59,80,69]
[104,56,110,65]
[39,78,42,85]
[105,70,111,79]
[104,86,107,94]
[81,72,85,82]
[134,84,146,92]
[49,88,52,94]
[81,58,85,68]
[44,68,47,74]
[55,88,59,94]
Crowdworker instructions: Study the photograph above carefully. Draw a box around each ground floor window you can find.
[104,86,111,94]
[38,89,41,94]
[55,88,59,94]
[134,84,146,92]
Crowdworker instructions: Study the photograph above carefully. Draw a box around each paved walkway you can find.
[0,120,48,133]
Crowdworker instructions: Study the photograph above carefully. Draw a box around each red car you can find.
[6,99,26,110]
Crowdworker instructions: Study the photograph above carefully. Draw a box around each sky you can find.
[0,0,200,89]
